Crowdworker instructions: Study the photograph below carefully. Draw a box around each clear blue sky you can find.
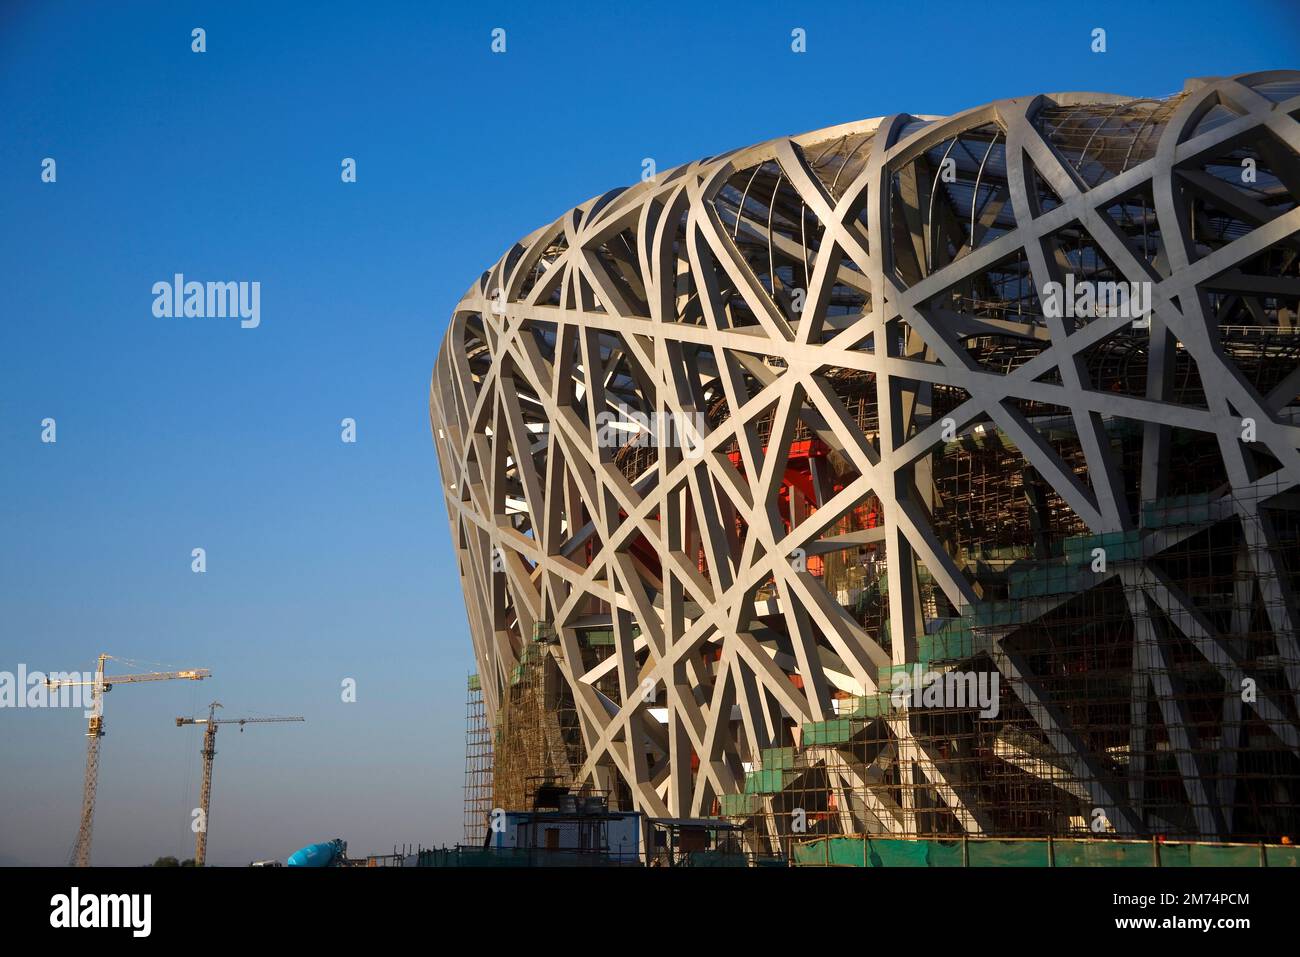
[1,0,1295,866]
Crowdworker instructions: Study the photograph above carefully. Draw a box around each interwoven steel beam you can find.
[432,72,1300,843]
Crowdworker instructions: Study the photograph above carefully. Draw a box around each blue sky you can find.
[1,0,1295,865]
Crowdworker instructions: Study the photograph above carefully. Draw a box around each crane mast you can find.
[176,702,304,866]
[48,653,211,867]
[197,717,217,868]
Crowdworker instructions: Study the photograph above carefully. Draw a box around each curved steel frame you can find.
[432,72,1300,843]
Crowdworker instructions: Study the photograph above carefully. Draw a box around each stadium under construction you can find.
[432,71,1300,865]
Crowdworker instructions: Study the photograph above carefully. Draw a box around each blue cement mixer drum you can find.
[286,839,344,867]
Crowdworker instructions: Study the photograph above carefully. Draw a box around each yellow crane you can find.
[176,702,304,866]
[47,654,211,867]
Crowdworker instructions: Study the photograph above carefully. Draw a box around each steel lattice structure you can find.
[432,72,1300,846]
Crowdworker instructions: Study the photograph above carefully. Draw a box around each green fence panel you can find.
[417,848,459,867]
[828,837,867,867]
[967,839,1050,866]
[1188,844,1263,867]
[1054,841,1152,867]
[1266,845,1300,867]
[1154,843,1193,867]
[792,837,1284,868]
[457,847,526,867]
[688,851,749,867]
[924,840,966,867]
[864,838,934,867]
[791,840,827,866]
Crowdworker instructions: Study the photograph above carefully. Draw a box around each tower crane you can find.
[47,653,211,867]
[176,702,304,866]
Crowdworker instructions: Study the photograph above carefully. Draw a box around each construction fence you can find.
[791,835,1300,867]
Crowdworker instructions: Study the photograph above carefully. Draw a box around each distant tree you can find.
[150,856,180,867]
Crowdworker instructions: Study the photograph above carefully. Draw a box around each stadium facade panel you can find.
[432,72,1300,847]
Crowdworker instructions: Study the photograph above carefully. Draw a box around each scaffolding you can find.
[715,475,1300,856]
[492,624,588,812]
[463,674,493,845]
